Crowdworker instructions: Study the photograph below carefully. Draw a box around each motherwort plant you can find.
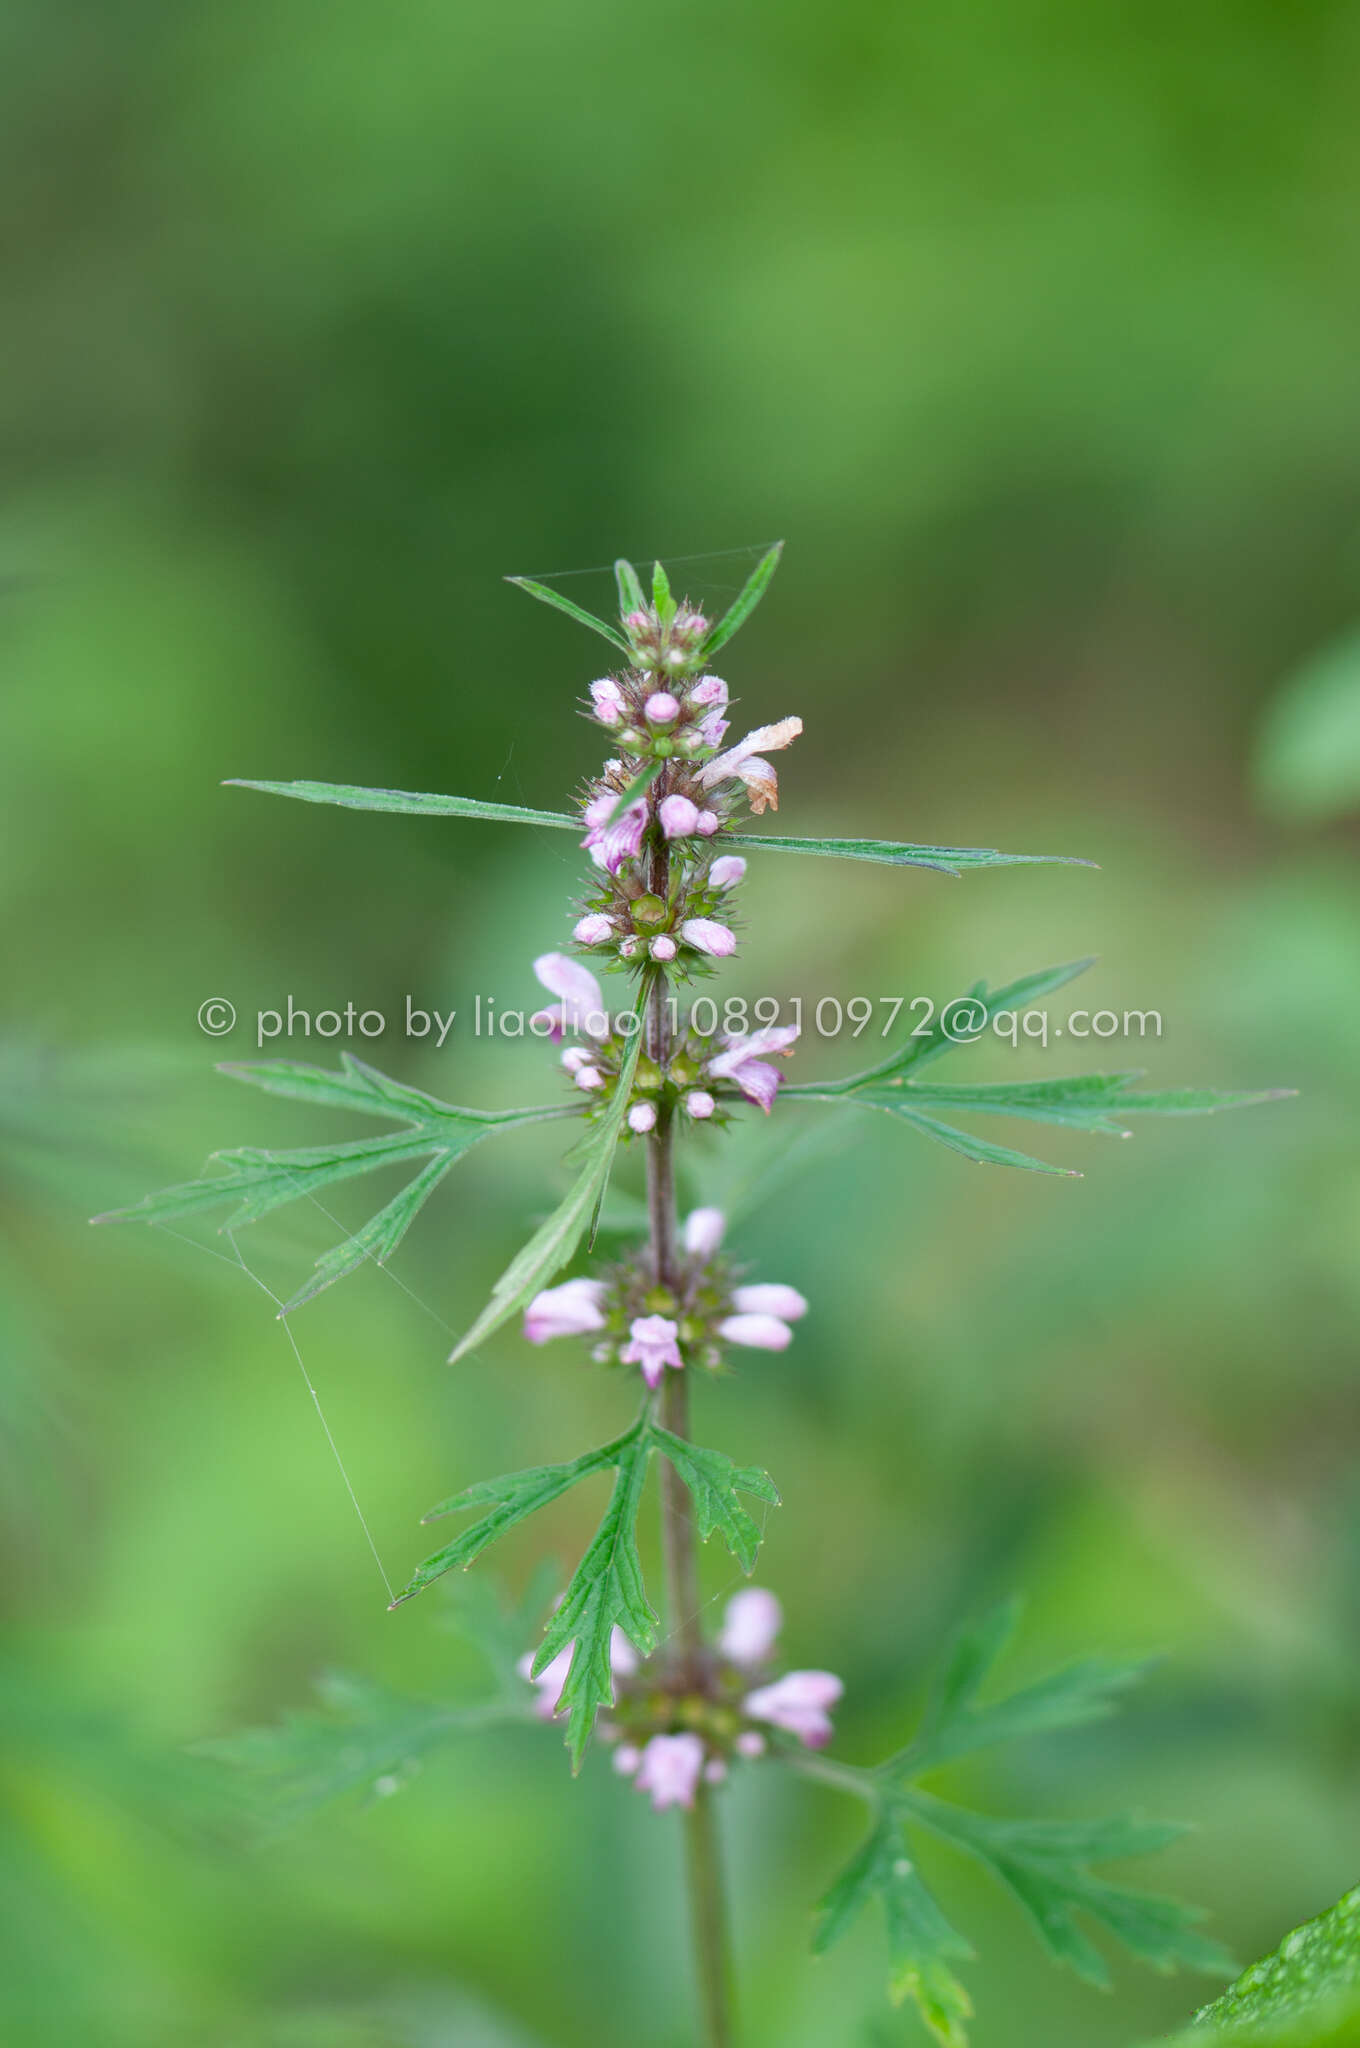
[98,548,1287,2046]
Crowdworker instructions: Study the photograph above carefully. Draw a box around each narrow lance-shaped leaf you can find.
[393,1421,644,1604]
[614,557,646,614]
[649,1424,780,1573]
[700,541,784,658]
[225,779,578,831]
[533,1426,658,1769]
[721,830,1095,875]
[505,575,633,654]
[448,1025,644,1363]
[93,1054,579,1312]
[651,558,675,623]
[814,1810,975,2048]
[888,1107,1083,1178]
[879,1074,1294,1137]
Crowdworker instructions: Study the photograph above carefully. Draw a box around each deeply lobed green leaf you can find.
[649,1425,781,1574]
[814,1809,975,2046]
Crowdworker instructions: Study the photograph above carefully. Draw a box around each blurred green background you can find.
[4,2,1360,2043]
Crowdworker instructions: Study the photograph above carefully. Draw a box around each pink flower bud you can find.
[735,1730,767,1760]
[561,1045,590,1073]
[719,1587,783,1665]
[620,1313,683,1389]
[658,794,700,840]
[623,609,650,635]
[589,679,626,727]
[680,919,737,957]
[618,936,640,959]
[718,1311,793,1351]
[574,1066,604,1092]
[613,1744,642,1776]
[634,1732,706,1811]
[708,855,747,891]
[743,1670,843,1749]
[703,1758,728,1784]
[645,691,680,727]
[683,1207,726,1258]
[683,1091,715,1120]
[649,935,677,962]
[731,1283,808,1322]
[695,810,720,836]
[690,675,728,708]
[523,1277,607,1345]
[627,1101,658,1133]
[573,913,614,945]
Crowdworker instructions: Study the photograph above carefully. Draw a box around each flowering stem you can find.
[644,838,736,2048]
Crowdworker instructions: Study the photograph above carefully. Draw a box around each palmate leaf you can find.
[811,1604,1232,2043]
[813,1808,976,2047]
[93,1054,577,1312]
[395,1410,779,1767]
[700,540,784,658]
[447,1025,643,1363]
[226,778,579,831]
[505,575,633,654]
[721,832,1094,874]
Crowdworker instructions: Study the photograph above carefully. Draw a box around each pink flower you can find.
[718,1311,793,1351]
[695,810,720,837]
[699,717,802,814]
[706,1024,800,1112]
[732,1283,808,1321]
[658,794,700,840]
[650,935,677,961]
[634,1732,706,1811]
[532,953,609,1039]
[698,712,730,749]
[719,1587,782,1665]
[523,1277,607,1344]
[582,791,649,875]
[743,1670,843,1749]
[627,1101,657,1133]
[620,1313,683,1389]
[680,918,736,957]
[645,691,680,726]
[683,1207,726,1259]
[589,679,626,727]
[735,1730,767,1759]
[613,1743,642,1776]
[683,1091,715,1120]
[703,1758,728,1784]
[573,913,614,945]
[707,855,747,890]
[690,675,728,709]
[574,1065,604,1092]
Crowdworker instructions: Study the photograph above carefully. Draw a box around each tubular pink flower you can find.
[634,1732,706,1812]
[589,679,626,727]
[680,918,737,957]
[695,810,720,836]
[699,719,802,808]
[683,1090,716,1120]
[690,675,728,709]
[719,1587,783,1665]
[683,1207,726,1258]
[732,1283,808,1322]
[707,1024,799,1111]
[533,953,609,1038]
[697,712,730,749]
[627,1101,657,1134]
[573,912,614,946]
[582,792,649,876]
[620,1313,683,1389]
[718,1311,793,1351]
[707,854,747,890]
[645,691,680,727]
[523,1277,607,1344]
[658,794,700,840]
[742,1670,843,1749]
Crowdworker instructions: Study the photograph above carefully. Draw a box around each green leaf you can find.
[814,1809,975,2047]
[1255,624,1360,822]
[888,1600,1148,1779]
[505,576,633,654]
[889,1075,1293,1135]
[883,1106,1083,1177]
[200,1671,521,1832]
[651,558,675,623]
[93,1054,577,1312]
[721,831,1094,874]
[1190,1884,1360,2039]
[908,1793,1234,1988]
[448,1025,643,1363]
[614,558,646,615]
[700,541,784,658]
[394,1424,641,1602]
[533,1426,658,1768]
[604,757,662,825]
[649,1425,780,1573]
[225,779,578,830]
